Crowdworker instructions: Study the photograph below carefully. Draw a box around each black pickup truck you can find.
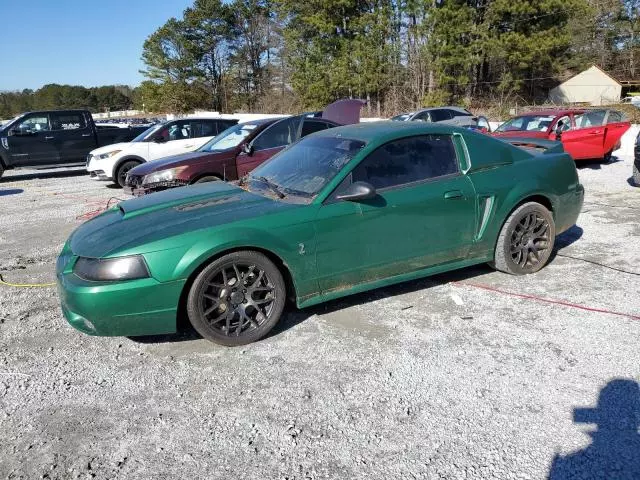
[0,110,149,178]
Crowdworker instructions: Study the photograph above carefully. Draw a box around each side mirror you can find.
[335,181,377,202]
[242,143,254,156]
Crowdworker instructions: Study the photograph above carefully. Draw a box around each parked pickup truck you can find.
[0,110,149,178]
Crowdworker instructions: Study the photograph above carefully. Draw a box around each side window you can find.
[352,135,459,190]
[51,112,87,131]
[190,120,217,138]
[252,116,300,151]
[449,109,471,118]
[606,111,623,124]
[169,121,190,141]
[413,111,431,122]
[430,109,452,122]
[555,115,572,132]
[301,119,329,137]
[573,110,607,128]
[15,114,50,133]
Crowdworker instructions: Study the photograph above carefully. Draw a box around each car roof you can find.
[414,106,471,115]
[238,117,283,126]
[316,120,466,143]
[516,109,585,117]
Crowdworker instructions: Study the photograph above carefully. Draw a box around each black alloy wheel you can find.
[116,160,139,188]
[187,251,286,346]
[493,202,556,275]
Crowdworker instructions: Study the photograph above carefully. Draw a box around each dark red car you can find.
[492,109,630,161]
[124,99,365,195]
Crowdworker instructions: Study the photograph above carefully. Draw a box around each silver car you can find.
[392,106,490,131]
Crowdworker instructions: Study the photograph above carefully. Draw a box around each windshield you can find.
[131,124,164,142]
[245,136,365,202]
[199,122,259,152]
[495,115,556,133]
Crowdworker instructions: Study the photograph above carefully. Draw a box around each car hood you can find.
[90,142,132,155]
[69,182,298,258]
[130,150,235,176]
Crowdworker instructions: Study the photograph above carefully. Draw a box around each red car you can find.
[493,109,630,161]
[124,99,365,195]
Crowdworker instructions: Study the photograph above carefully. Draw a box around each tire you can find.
[633,164,640,187]
[114,160,140,188]
[603,149,613,163]
[186,251,286,346]
[193,176,221,184]
[493,202,556,275]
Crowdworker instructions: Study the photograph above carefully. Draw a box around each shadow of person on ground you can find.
[548,378,640,479]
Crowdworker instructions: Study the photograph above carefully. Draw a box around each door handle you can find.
[44,136,54,140]
[82,133,91,137]
[590,131,602,135]
[444,190,464,200]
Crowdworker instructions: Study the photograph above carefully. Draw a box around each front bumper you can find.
[123,178,189,196]
[88,170,112,181]
[56,254,185,337]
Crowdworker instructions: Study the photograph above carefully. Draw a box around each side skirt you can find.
[297,254,493,309]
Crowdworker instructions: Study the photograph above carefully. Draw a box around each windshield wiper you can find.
[254,176,286,199]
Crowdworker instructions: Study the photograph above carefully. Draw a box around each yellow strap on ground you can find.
[0,274,56,288]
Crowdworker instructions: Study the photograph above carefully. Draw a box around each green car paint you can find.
[56,122,584,337]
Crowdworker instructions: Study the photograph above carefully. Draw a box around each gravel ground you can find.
[0,140,639,479]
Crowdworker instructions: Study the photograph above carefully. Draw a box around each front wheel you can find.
[115,160,140,188]
[186,251,286,346]
[493,202,556,275]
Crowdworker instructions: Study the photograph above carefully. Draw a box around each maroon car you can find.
[124,99,365,195]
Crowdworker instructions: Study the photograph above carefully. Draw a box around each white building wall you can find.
[549,66,622,106]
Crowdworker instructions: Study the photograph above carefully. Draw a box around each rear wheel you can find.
[186,251,286,346]
[115,160,140,188]
[193,176,221,184]
[493,202,555,275]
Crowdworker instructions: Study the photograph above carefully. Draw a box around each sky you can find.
[0,0,195,91]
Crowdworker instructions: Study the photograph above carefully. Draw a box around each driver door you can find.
[6,113,59,166]
[556,111,607,160]
[147,120,194,160]
[314,134,477,294]
[236,115,304,177]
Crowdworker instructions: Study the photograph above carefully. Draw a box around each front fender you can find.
[144,224,318,302]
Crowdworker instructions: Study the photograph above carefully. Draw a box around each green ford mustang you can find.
[57,122,584,346]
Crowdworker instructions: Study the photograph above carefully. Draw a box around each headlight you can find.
[96,150,122,160]
[142,166,187,185]
[73,255,150,281]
